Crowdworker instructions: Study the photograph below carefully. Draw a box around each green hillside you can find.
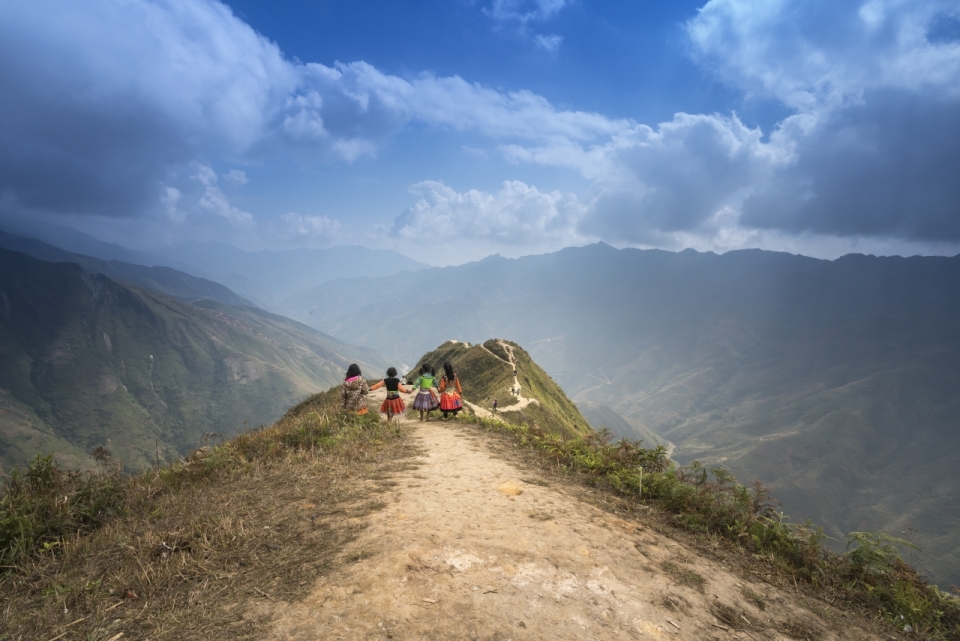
[576,400,668,448]
[410,339,592,439]
[0,248,383,474]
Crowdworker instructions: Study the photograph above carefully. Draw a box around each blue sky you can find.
[1,0,959,264]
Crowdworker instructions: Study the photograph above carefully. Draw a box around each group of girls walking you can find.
[339,361,463,422]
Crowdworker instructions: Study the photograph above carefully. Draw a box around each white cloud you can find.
[486,0,570,24]
[684,0,960,241]
[194,165,253,227]
[159,187,184,224]
[534,34,564,52]
[4,0,960,251]
[394,180,588,245]
[687,0,960,110]
[280,212,342,238]
[224,169,249,185]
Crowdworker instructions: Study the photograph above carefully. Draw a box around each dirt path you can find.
[264,388,874,640]
[496,340,539,414]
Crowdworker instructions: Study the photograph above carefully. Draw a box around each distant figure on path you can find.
[341,364,369,415]
[370,367,409,422]
[439,361,463,419]
[412,363,440,421]
[493,398,498,413]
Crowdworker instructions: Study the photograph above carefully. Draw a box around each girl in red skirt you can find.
[439,361,463,419]
[369,367,409,422]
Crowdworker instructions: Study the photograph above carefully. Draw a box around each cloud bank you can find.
[1,0,958,256]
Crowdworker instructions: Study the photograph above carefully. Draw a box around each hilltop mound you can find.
[409,339,592,439]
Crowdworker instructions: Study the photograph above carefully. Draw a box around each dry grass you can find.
[660,560,707,593]
[0,389,418,641]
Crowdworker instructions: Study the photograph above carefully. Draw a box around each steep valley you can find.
[285,243,960,587]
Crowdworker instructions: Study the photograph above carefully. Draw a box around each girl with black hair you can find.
[340,364,369,415]
[412,363,439,421]
[369,367,410,422]
[439,361,463,419]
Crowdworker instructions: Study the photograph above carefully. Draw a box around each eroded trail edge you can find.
[266,390,872,640]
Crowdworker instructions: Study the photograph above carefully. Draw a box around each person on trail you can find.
[369,367,409,422]
[412,363,439,421]
[438,361,463,419]
[340,364,369,415]
[492,398,498,413]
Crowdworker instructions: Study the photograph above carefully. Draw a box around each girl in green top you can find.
[411,363,439,421]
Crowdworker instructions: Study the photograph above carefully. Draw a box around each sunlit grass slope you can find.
[409,339,592,439]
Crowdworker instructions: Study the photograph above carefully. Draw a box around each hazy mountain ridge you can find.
[0,247,383,474]
[152,241,430,308]
[0,229,254,307]
[0,216,179,269]
[287,242,960,586]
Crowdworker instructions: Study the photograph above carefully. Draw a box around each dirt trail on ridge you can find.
[264,387,875,640]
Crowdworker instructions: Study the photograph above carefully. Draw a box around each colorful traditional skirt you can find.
[413,389,439,410]
[439,391,462,411]
[380,394,406,414]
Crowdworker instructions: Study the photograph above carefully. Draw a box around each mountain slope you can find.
[410,339,592,439]
[285,243,960,587]
[0,229,253,307]
[0,247,383,474]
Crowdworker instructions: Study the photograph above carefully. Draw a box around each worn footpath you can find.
[256,382,882,641]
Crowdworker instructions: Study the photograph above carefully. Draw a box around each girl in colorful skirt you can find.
[369,367,409,422]
[412,363,439,421]
[340,363,369,415]
[439,361,463,419]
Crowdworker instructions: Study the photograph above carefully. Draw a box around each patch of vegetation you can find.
[0,387,412,640]
[741,585,767,611]
[660,560,706,592]
[456,412,960,639]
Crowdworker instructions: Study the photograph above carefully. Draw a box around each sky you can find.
[1,0,959,265]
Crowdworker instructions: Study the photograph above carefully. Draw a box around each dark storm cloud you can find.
[742,89,960,241]
[0,0,296,219]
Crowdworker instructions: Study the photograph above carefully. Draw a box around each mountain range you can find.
[151,241,429,308]
[283,242,960,587]
[0,229,254,307]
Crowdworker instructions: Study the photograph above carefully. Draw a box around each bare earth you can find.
[264,386,876,640]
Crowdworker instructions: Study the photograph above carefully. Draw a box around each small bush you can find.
[0,455,129,568]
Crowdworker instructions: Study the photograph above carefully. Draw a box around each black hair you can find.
[420,363,431,376]
[430,365,436,376]
[345,363,361,379]
[386,367,397,377]
[443,362,455,380]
